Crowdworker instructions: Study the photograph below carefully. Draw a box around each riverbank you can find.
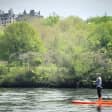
[0,70,112,88]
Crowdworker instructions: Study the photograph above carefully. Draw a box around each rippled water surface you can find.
[0,88,112,112]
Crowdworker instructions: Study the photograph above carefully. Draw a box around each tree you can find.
[88,21,112,52]
[23,10,27,15]
[0,22,44,61]
[30,10,35,16]
[44,15,59,26]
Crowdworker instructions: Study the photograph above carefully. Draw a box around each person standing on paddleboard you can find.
[96,73,102,100]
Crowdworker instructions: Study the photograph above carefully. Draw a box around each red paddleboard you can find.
[72,100,112,106]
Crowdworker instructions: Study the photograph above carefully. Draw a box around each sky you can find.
[0,0,112,19]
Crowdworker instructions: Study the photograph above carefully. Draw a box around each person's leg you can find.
[97,87,102,99]
[97,87,102,106]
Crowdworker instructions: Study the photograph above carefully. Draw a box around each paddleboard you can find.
[72,100,112,106]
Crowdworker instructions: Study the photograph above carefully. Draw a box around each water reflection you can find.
[96,106,102,112]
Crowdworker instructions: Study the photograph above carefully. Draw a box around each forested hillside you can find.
[0,15,112,88]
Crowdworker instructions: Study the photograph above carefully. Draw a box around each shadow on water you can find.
[96,105,112,112]
[97,106,102,112]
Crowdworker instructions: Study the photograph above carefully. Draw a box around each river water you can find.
[0,88,112,112]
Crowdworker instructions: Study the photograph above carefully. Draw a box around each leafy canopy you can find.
[0,22,44,60]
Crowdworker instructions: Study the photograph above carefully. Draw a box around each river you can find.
[0,88,112,112]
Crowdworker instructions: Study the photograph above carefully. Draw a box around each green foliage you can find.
[0,22,44,60]
[0,63,8,75]
[88,21,112,60]
[87,16,112,24]
[0,15,112,88]
[44,15,59,26]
